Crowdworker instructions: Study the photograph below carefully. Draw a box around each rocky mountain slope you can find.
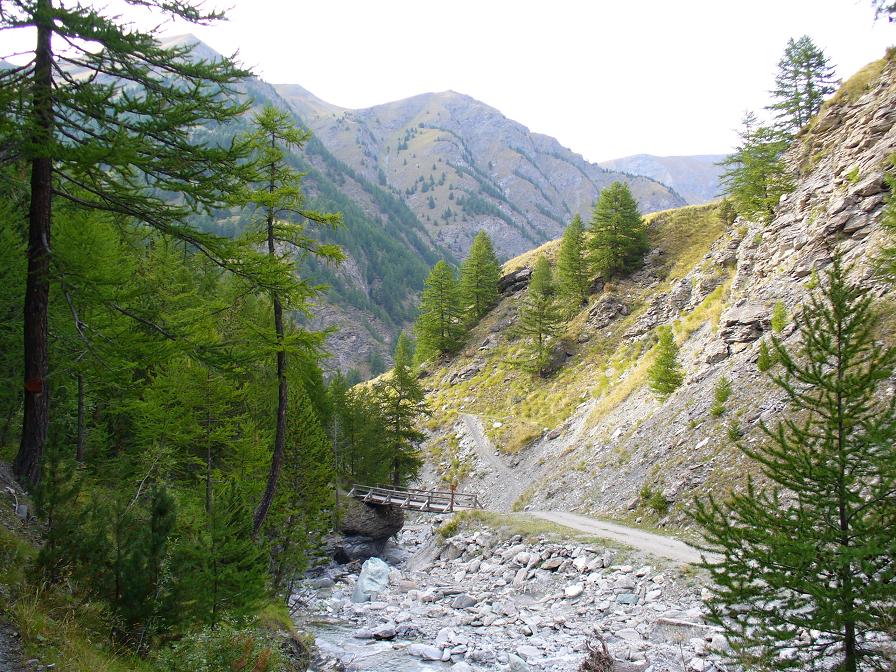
[599,154,727,205]
[273,86,686,261]
[415,50,896,532]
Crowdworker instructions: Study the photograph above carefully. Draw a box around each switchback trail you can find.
[530,510,714,565]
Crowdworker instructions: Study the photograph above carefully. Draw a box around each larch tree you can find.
[556,214,590,313]
[375,334,429,486]
[238,105,341,535]
[720,112,793,222]
[694,254,896,671]
[0,0,290,487]
[515,255,563,374]
[589,182,648,279]
[459,230,501,325]
[414,260,464,364]
[647,326,683,399]
[768,36,838,134]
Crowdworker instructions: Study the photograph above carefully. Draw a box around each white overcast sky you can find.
[3,0,894,160]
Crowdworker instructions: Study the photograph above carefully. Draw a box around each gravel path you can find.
[460,413,527,511]
[531,511,714,565]
[0,621,24,672]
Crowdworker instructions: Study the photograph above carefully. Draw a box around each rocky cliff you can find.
[414,50,896,531]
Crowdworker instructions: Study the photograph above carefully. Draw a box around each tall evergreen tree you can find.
[876,161,896,283]
[693,255,896,672]
[0,0,290,487]
[720,112,793,222]
[589,182,648,279]
[459,230,501,324]
[647,326,683,399]
[768,36,838,134]
[556,214,590,313]
[414,260,464,364]
[515,255,563,374]
[238,105,341,535]
[375,334,429,486]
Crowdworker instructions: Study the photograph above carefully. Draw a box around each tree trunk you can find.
[253,159,287,536]
[75,373,85,460]
[14,1,54,488]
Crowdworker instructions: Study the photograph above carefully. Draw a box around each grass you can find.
[675,279,732,339]
[822,47,895,111]
[647,202,728,283]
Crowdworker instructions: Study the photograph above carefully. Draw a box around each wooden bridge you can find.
[347,484,482,513]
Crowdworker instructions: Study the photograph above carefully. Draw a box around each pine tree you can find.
[459,230,501,324]
[414,260,465,364]
[239,105,342,535]
[693,255,896,672]
[556,214,590,313]
[647,326,683,399]
[710,376,732,417]
[0,1,278,487]
[757,337,775,372]
[589,182,648,279]
[515,255,563,374]
[768,36,838,134]
[720,112,793,222]
[876,161,896,283]
[375,334,429,486]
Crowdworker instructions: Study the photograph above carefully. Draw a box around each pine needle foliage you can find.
[589,182,649,279]
[414,260,465,364]
[515,255,563,375]
[556,214,590,313]
[693,254,896,672]
[459,230,501,325]
[647,326,684,400]
[710,376,732,417]
[767,35,838,134]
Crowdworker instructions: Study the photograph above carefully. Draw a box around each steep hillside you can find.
[415,51,896,531]
[599,153,727,205]
[274,86,686,261]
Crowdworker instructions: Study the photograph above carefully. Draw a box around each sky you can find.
[3,1,894,161]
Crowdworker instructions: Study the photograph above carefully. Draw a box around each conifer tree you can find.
[589,182,648,279]
[720,112,793,222]
[876,161,896,283]
[0,0,282,487]
[375,334,429,486]
[239,105,341,535]
[515,255,563,374]
[459,230,501,324]
[556,214,590,312]
[693,255,896,672]
[768,36,838,134]
[647,326,683,399]
[414,260,464,364]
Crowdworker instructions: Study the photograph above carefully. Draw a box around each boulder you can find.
[351,556,390,603]
[719,304,767,344]
[499,267,532,294]
[331,535,386,564]
[588,295,629,329]
[338,494,404,540]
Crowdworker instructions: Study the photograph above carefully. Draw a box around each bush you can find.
[770,301,788,333]
[639,484,669,516]
[155,619,285,672]
[710,376,732,417]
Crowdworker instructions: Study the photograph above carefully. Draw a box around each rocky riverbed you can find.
[292,517,734,672]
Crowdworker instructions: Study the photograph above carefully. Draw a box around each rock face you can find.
[339,495,404,541]
[719,304,768,344]
[499,267,532,295]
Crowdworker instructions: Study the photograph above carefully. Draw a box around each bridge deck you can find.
[348,484,481,513]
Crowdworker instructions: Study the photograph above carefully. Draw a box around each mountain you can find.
[413,51,896,527]
[90,34,687,377]
[599,153,727,205]
[274,85,686,263]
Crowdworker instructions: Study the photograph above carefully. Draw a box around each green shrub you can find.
[639,484,670,516]
[710,376,733,417]
[757,338,777,372]
[770,301,788,333]
[155,619,285,672]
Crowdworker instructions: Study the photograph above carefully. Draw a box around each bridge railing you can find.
[347,483,481,511]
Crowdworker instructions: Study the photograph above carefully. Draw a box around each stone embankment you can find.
[296,520,732,672]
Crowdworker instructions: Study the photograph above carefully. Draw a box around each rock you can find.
[546,428,562,440]
[588,295,629,328]
[332,535,387,564]
[703,339,728,365]
[499,267,532,294]
[308,576,335,589]
[506,653,532,671]
[616,593,639,605]
[408,643,444,660]
[441,543,465,561]
[852,174,887,197]
[351,557,390,603]
[564,583,584,598]
[516,644,542,660]
[338,495,404,540]
[452,593,478,609]
[669,278,692,309]
[451,663,474,672]
[541,557,563,571]
[15,504,28,521]
[372,624,396,640]
[719,304,767,343]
